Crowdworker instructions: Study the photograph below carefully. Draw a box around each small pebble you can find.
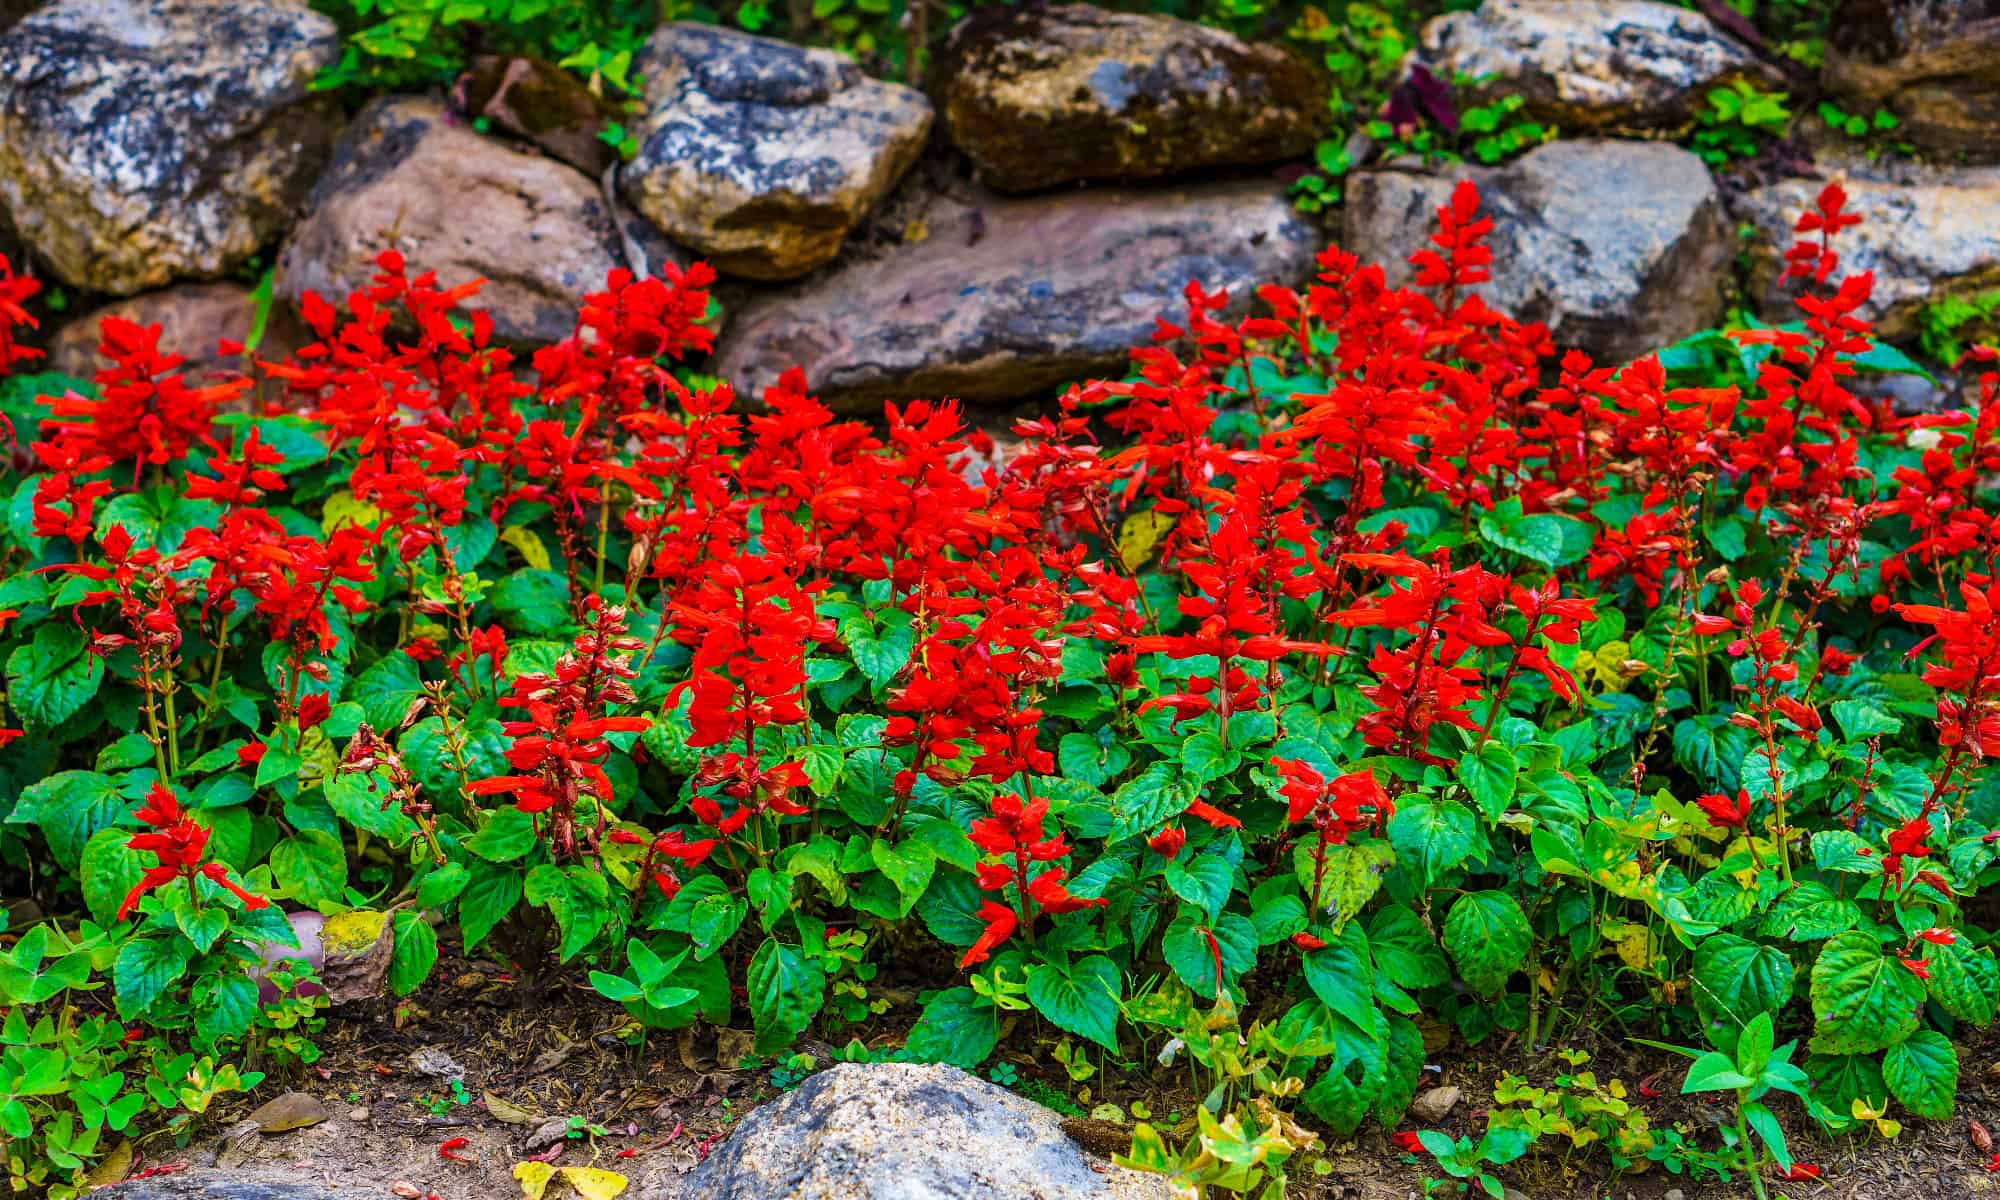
[349,1108,370,1123]
[1409,1085,1461,1123]
[1664,1190,1686,1200]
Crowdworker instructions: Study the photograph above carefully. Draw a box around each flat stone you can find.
[95,1171,374,1199]
[1418,0,1782,133]
[1735,163,2000,340]
[937,3,1326,191]
[278,97,692,347]
[49,283,307,382]
[1343,139,1730,363]
[0,0,339,294]
[1825,0,2000,162]
[635,1062,1172,1199]
[713,178,1316,412]
[620,23,931,281]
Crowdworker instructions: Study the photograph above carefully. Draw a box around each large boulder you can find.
[0,0,340,295]
[49,283,308,382]
[1418,0,1782,134]
[937,4,1326,192]
[277,98,695,348]
[636,1062,1172,1199]
[1343,140,1731,364]
[1824,0,2000,163]
[1735,162,2000,340]
[713,179,1317,412]
[620,24,931,282]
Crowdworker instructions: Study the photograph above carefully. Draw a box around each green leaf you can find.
[6,623,103,730]
[1682,1050,1756,1093]
[1926,936,2000,1026]
[1809,932,1923,1055]
[350,652,425,732]
[389,910,438,996]
[416,862,471,910]
[270,830,348,906]
[903,986,999,1069]
[1162,913,1258,993]
[1368,904,1449,990]
[1107,764,1189,844]
[80,827,147,926]
[1179,731,1237,784]
[1882,1028,1956,1120]
[745,939,825,1053]
[488,570,571,635]
[8,770,123,872]
[458,858,522,950]
[324,771,418,840]
[1692,933,1795,1051]
[1026,955,1122,1052]
[193,973,259,1048]
[524,864,610,961]
[1387,800,1479,888]
[1442,890,1530,995]
[1303,928,1378,1033]
[1456,743,1516,821]
[113,937,191,1018]
[1812,830,1882,876]
[464,806,538,862]
[1163,852,1235,922]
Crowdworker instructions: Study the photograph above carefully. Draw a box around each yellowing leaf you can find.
[321,489,384,534]
[560,1167,629,1200]
[500,526,552,571]
[1116,509,1175,572]
[84,1138,134,1188]
[514,1161,555,1200]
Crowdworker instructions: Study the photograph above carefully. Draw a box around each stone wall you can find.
[1,0,1993,414]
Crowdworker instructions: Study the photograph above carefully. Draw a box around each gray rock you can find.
[1735,165,2000,340]
[0,0,339,295]
[1825,0,2000,162]
[621,23,931,281]
[636,1062,1171,1199]
[99,1170,374,1198]
[1418,0,1781,133]
[278,98,693,348]
[714,178,1316,412]
[1343,140,1731,363]
[937,3,1327,191]
[49,282,308,381]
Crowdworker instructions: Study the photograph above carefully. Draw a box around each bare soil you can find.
[103,950,2000,1200]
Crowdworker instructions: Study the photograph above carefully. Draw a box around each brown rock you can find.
[620,23,931,281]
[0,0,340,294]
[937,3,1327,191]
[49,283,306,382]
[1344,140,1731,363]
[1826,0,2000,162]
[1419,0,1783,134]
[713,179,1317,412]
[278,97,695,347]
[1409,1085,1462,1122]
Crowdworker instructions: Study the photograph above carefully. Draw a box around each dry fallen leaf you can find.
[1973,1118,1993,1153]
[248,1091,330,1133]
[81,1138,133,1188]
[714,1028,755,1069]
[486,1092,539,1125]
[391,1182,425,1199]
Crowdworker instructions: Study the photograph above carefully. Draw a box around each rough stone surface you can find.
[0,0,340,295]
[1825,0,2000,162]
[97,1172,373,1199]
[278,98,693,347]
[1418,0,1782,133]
[714,178,1317,411]
[636,1062,1172,1200]
[50,283,308,381]
[937,4,1326,191]
[620,23,931,281]
[1343,139,1731,363]
[1735,163,2000,339]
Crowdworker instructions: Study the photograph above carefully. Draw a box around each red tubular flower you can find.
[1148,826,1187,860]
[1695,789,1753,829]
[960,791,1107,968]
[41,316,249,485]
[1388,1130,1426,1154]
[118,784,269,919]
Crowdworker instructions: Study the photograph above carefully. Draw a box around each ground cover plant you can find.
[1,172,1996,1199]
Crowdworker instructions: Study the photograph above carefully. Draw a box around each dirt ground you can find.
[96,951,2000,1200]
